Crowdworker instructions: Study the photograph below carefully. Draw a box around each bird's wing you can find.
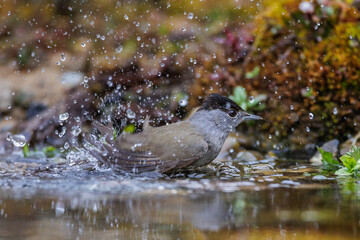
[85,121,208,173]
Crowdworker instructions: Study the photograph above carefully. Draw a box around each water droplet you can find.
[61,53,66,61]
[306,126,310,132]
[181,27,187,32]
[81,43,86,48]
[309,113,314,120]
[126,109,136,119]
[116,45,123,53]
[299,1,314,14]
[187,12,194,20]
[6,133,26,147]
[58,127,66,137]
[124,14,129,20]
[64,142,70,150]
[59,113,69,121]
[179,98,188,107]
[71,126,82,136]
[74,117,81,123]
[249,96,255,103]
[333,107,338,115]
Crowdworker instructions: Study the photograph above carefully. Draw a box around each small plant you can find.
[229,86,267,111]
[23,144,63,158]
[319,146,360,178]
[23,144,30,157]
[336,147,360,177]
[245,66,260,79]
[318,147,340,171]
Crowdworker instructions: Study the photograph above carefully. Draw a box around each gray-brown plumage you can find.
[84,94,262,173]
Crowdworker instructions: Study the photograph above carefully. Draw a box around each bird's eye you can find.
[227,109,237,118]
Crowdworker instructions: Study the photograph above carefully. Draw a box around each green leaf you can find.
[340,155,357,171]
[113,128,118,140]
[352,163,360,172]
[234,86,247,103]
[229,86,266,112]
[240,102,247,111]
[42,146,57,158]
[349,146,360,161]
[23,144,30,157]
[245,66,260,79]
[318,147,338,164]
[229,95,240,105]
[335,168,353,176]
[318,147,340,171]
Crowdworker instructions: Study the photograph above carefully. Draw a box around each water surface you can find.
[0,155,359,239]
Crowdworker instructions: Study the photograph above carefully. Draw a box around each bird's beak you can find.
[242,113,263,121]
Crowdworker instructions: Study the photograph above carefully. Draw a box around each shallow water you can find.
[0,154,360,239]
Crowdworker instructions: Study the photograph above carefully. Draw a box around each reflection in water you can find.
[0,156,359,239]
[0,186,359,239]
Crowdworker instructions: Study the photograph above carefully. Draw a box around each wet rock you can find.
[310,139,339,165]
[281,180,300,186]
[61,71,84,89]
[312,175,327,181]
[235,150,264,162]
[245,164,275,176]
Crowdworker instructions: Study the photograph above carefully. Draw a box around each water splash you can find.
[6,133,26,147]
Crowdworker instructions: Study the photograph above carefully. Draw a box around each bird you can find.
[84,93,262,173]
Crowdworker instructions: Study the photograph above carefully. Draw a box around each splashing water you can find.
[59,113,69,121]
[6,133,26,147]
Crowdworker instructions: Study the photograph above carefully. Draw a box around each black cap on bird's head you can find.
[198,93,262,121]
[198,93,241,112]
